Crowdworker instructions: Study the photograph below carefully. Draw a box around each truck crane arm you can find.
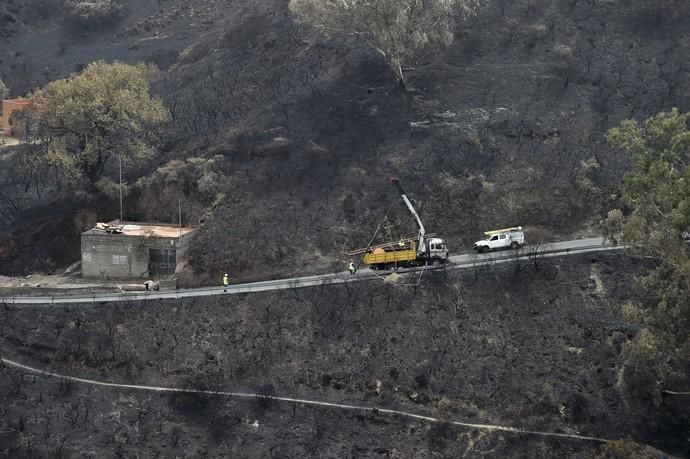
[391,177,427,253]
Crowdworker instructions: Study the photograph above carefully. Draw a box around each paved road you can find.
[1,237,621,305]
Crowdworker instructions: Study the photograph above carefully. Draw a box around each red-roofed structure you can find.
[0,98,41,137]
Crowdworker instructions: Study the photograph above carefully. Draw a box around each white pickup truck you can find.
[474,226,526,253]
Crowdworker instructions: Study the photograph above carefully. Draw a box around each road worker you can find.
[222,273,229,291]
[398,240,406,249]
[348,261,356,274]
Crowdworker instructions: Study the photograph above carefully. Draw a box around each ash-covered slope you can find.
[163,0,690,283]
[1,0,689,282]
[1,254,687,457]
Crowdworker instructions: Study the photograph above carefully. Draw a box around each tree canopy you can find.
[289,0,479,88]
[33,61,169,189]
[605,108,690,378]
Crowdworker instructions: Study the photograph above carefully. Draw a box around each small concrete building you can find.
[81,222,196,279]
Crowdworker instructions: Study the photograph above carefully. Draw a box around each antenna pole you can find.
[119,156,123,222]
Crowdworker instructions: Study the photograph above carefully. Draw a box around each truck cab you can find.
[426,237,449,264]
[474,227,525,253]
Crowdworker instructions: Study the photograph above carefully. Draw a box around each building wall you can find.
[0,99,33,136]
[81,232,191,279]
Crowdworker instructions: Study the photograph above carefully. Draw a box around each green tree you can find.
[606,108,690,377]
[289,0,478,89]
[34,61,169,188]
[597,437,655,459]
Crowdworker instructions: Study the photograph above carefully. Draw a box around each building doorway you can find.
[149,248,177,276]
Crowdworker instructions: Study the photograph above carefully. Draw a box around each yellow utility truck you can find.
[350,178,449,270]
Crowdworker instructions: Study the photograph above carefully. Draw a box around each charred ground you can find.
[0,0,689,456]
[0,0,689,279]
[1,253,688,457]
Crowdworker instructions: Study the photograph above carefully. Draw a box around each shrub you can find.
[575,157,601,196]
[553,44,574,68]
[598,438,654,459]
[622,328,663,365]
[551,43,576,85]
[619,302,646,324]
[602,209,624,244]
[63,0,126,26]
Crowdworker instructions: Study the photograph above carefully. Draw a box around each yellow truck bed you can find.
[363,248,417,265]
[361,241,418,266]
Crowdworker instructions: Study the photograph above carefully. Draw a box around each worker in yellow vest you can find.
[222,273,229,291]
[348,261,356,274]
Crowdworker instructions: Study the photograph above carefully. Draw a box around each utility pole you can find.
[178,198,182,237]
[119,156,123,222]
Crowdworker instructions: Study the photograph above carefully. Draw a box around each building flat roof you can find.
[84,222,196,238]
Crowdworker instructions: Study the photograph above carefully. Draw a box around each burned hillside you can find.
[0,0,689,278]
[1,253,688,457]
[0,0,689,457]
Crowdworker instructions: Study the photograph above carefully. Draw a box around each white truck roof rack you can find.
[483,226,522,236]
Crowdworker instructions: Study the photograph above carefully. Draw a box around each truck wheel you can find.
[481,246,490,253]
[510,241,519,249]
[432,259,442,268]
